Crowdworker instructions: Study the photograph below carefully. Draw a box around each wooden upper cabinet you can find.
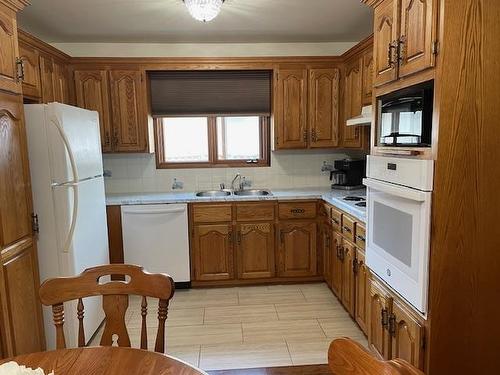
[331,230,343,298]
[74,70,113,152]
[236,222,275,279]
[278,222,317,277]
[18,42,41,99]
[275,69,308,149]
[373,0,399,87]
[368,278,393,360]
[0,92,32,247]
[193,224,234,281]
[398,0,436,78]
[39,54,55,103]
[0,6,20,94]
[342,60,363,148]
[362,49,374,106]
[308,68,340,148]
[355,249,369,335]
[390,299,425,370]
[341,240,356,316]
[52,59,69,104]
[109,70,147,152]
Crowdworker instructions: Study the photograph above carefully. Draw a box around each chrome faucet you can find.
[231,173,242,192]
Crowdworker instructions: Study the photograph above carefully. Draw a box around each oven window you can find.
[373,201,413,267]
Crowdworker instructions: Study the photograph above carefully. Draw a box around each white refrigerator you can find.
[24,103,109,349]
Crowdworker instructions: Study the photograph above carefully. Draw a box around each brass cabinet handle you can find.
[16,57,25,82]
[228,231,233,245]
[303,129,308,143]
[398,36,407,65]
[237,231,242,245]
[353,258,358,275]
[388,313,396,337]
[355,234,366,242]
[381,308,389,329]
[105,131,111,146]
[279,230,284,244]
[343,226,352,234]
[332,218,340,225]
[388,41,398,68]
[290,208,305,214]
[311,129,318,143]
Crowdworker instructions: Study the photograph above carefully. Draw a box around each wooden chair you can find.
[328,338,425,375]
[39,264,174,353]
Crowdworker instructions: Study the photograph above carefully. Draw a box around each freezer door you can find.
[47,102,103,184]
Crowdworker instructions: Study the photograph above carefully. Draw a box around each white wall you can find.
[52,42,356,57]
[102,150,366,194]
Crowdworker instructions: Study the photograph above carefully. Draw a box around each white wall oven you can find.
[363,155,434,314]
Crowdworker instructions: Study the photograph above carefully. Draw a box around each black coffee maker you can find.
[330,159,366,190]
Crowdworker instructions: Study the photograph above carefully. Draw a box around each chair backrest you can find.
[39,264,174,353]
[328,338,425,375]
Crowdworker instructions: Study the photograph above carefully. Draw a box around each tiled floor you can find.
[90,283,367,371]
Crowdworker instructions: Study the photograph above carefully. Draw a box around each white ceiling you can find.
[18,0,373,43]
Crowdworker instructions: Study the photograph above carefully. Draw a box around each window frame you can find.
[154,115,270,169]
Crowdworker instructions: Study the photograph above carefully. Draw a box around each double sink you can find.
[195,189,272,197]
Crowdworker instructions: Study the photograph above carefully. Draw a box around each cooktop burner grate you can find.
[355,201,367,207]
[343,196,366,202]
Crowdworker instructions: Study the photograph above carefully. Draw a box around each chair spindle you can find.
[140,296,148,350]
[154,299,169,353]
[77,298,85,347]
[52,303,66,349]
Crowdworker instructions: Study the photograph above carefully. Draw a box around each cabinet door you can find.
[362,49,374,106]
[18,42,41,99]
[331,231,343,298]
[109,70,147,152]
[341,60,363,148]
[0,6,21,94]
[52,59,69,104]
[278,222,317,277]
[398,0,436,78]
[373,0,399,86]
[368,278,392,360]
[390,299,425,370]
[74,70,112,152]
[355,249,369,335]
[39,54,54,103]
[275,69,308,149]
[341,239,356,316]
[309,68,339,148]
[321,223,332,287]
[237,222,275,279]
[193,224,234,281]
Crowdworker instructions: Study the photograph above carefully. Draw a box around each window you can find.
[156,115,270,168]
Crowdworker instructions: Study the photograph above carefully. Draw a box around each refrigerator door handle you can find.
[53,183,79,253]
[49,115,80,184]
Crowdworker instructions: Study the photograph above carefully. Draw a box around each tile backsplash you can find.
[103,150,365,194]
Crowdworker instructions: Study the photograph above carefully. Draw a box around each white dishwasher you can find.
[121,204,190,285]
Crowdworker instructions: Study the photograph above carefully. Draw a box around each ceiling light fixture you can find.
[183,0,225,22]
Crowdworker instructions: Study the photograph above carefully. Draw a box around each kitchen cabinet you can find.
[278,222,317,278]
[0,5,21,94]
[369,0,437,87]
[192,224,234,281]
[321,222,332,288]
[275,67,340,150]
[236,222,275,279]
[368,277,393,360]
[341,239,356,316]
[354,249,369,334]
[52,59,70,104]
[331,230,343,298]
[39,53,55,103]
[18,41,41,99]
[362,49,374,105]
[74,70,113,152]
[342,59,364,149]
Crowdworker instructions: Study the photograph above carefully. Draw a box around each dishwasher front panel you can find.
[121,204,190,283]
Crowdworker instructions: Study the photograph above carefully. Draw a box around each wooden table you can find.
[0,347,207,375]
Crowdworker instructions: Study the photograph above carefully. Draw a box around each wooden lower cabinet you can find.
[278,222,317,277]
[331,230,343,298]
[354,249,369,335]
[236,222,275,279]
[321,222,332,288]
[368,278,392,360]
[341,239,356,316]
[192,224,234,282]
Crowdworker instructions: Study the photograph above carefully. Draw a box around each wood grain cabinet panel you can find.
[39,54,55,103]
[0,6,20,94]
[308,68,340,148]
[109,70,147,152]
[192,224,234,281]
[362,50,374,106]
[236,222,275,279]
[235,203,275,222]
[341,240,356,316]
[192,204,232,223]
[331,230,343,298]
[373,0,399,87]
[354,249,369,335]
[275,69,308,149]
[278,202,317,220]
[18,42,40,99]
[368,277,393,360]
[74,70,113,152]
[341,214,356,243]
[52,59,69,104]
[321,223,332,288]
[398,0,436,78]
[278,222,317,277]
[342,60,363,148]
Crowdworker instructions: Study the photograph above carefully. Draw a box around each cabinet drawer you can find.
[342,215,356,242]
[192,204,232,223]
[318,202,331,220]
[279,202,317,220]
[355,223,366,250]
[236,203,275,221]
[331,207,342,232]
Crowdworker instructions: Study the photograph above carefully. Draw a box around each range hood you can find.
[346,105,373,126]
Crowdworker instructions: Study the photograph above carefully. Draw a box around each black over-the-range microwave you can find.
[376,80,434,148]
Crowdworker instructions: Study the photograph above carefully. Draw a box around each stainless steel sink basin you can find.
[195,190,231,197]
[233,189,272,196]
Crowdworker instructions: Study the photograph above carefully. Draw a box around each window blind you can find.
[149,70,272,117]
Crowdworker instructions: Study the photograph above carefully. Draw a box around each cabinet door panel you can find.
[373,0,398,86]
[109,70,147,152]
[368,279,392,360]
[18,42,40,99]
[342,60,363,148]
[391,299,425,370]
[399,0,435,77]
[39,54,54,103]
[321,223,332,287]
[362,50,374,106]
[278,222,317,277]
[74,70,112,152]
[275,69,308,149]
[341,240,356,316]
[0,7,20,93]
[0,92,32,247]
[237,222,275,279]
[193,224,234,281]
[355,249,369,335]
[331,231,343,298]
[309,68,339,148]
[52,59,69,104]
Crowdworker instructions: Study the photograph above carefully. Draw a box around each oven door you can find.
[364,178,431,313]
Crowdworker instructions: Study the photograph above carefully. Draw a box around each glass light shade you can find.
[184,0,224,22]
